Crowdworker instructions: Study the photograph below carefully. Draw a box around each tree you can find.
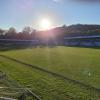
[0,29,5,35]
[6,27,17,36]
[31,29,37,39]
[22,26,33,34]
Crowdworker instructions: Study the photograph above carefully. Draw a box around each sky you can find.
[0,0,100,31]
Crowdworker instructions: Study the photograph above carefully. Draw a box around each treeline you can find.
[0,27,36,40]
[0,24,100,40]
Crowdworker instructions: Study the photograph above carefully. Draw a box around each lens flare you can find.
[40,18,52,30]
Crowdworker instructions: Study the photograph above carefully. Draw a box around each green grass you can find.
[0,46,100,99]
[0,70,25,99]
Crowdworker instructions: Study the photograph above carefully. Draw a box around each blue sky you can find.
[0,0,100,31]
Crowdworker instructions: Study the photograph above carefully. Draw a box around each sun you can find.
[40,18,52,30]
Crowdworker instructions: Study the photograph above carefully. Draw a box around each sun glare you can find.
[40,18,52,30]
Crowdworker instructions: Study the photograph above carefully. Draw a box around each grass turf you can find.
[0,46,100,99]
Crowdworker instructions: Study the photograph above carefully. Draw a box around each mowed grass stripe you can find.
[2,55,100,100]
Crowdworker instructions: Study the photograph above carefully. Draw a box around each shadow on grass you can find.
[0,44,100,52]
[0,45,32,51]
[0,43,59,51]
[64,45,100,49]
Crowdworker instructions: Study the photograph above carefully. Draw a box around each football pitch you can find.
[0,46,100,100]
